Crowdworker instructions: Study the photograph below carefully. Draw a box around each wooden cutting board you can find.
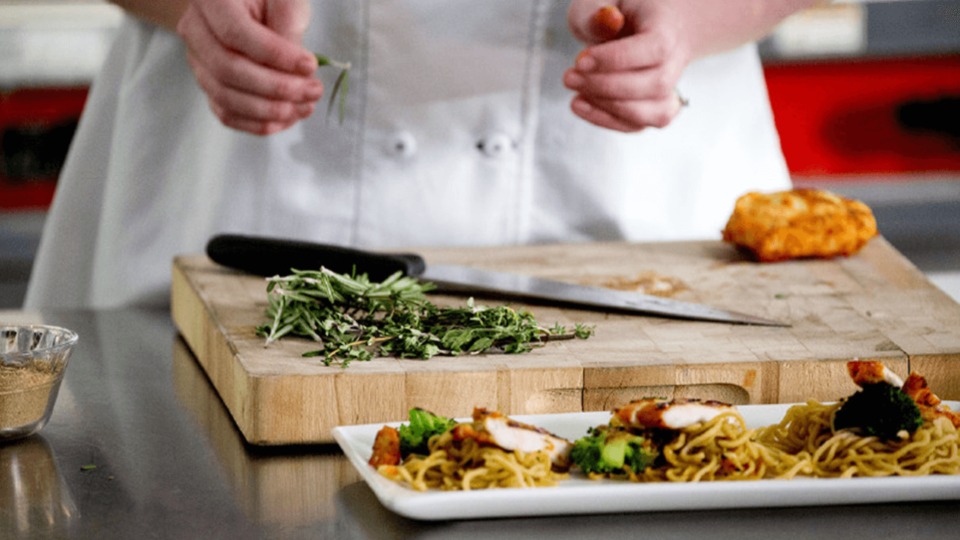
[170,237,960,445]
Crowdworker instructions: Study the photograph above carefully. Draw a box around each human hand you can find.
[177,0,322,135]
[565,1,692,132]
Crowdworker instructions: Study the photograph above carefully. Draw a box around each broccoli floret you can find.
[833,382,923,440]
[397,408,457,456]
[570,425,658,476]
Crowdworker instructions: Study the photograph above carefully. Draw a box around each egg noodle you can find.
[379,430,567,491]
[756,400,960,478]
[636,410,808,482]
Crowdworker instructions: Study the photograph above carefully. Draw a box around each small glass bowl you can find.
[1,325,78,442]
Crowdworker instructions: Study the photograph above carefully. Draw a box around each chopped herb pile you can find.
[256,268,594,367]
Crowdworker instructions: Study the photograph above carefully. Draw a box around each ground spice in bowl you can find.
[0,363,63,431]
[1,325,77,441]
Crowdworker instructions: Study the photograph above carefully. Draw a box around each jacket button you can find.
[387,131,417,158]
[477,133,515,158]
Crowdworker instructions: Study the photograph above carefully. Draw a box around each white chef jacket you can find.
[25,1,791,309]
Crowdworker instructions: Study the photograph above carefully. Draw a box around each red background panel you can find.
[0,87,87,210]
[764,55,960,177]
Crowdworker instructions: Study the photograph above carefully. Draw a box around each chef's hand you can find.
[176,0,322,135]
[565,1,691,133]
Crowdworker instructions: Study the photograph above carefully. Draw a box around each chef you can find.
[24,0,814,309]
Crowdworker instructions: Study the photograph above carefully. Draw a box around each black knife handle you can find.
[205,234,427,281]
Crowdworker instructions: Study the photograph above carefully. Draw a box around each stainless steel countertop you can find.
[2,307,960,539]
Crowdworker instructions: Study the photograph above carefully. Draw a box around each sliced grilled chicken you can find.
[847,360,905,388]
[613,398,735,430]
[451,408,572,470]
[901,372,960,428]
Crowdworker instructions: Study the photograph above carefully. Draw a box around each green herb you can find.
[256,268,594,367]
[80,464,97,472]
[315,54,351,124]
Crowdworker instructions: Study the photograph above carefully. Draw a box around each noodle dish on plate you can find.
[362,360,960,491]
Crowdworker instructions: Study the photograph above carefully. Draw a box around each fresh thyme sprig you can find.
[315,54,351,124]
[256,268,595,367]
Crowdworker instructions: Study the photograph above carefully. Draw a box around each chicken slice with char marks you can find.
[613,398,735,430]
[901,372,960,428]
[847,360,905,388]
[451,408,572,470]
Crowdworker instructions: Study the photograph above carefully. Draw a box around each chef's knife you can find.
[206,234,788,327]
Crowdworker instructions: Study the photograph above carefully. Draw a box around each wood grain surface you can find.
[170,237,960,445]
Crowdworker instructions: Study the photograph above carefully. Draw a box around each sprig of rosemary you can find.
[315,54,351,124]
[256,268,595,367]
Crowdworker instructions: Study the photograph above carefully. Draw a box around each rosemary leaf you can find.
[315,53,351,124]
[256,267,593,367]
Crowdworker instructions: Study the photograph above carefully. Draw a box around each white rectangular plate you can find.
[332,403,960,521]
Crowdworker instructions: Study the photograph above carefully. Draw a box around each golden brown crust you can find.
[368,425,402,467]
[722,189,878,262]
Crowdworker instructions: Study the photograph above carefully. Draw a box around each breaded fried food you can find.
[722,189,878,262]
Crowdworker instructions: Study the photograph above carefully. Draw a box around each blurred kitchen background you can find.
[1,0,959,308]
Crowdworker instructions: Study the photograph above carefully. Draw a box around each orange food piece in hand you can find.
[591,5,625,40]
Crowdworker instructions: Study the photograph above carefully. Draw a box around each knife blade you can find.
[206,234,788,327]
